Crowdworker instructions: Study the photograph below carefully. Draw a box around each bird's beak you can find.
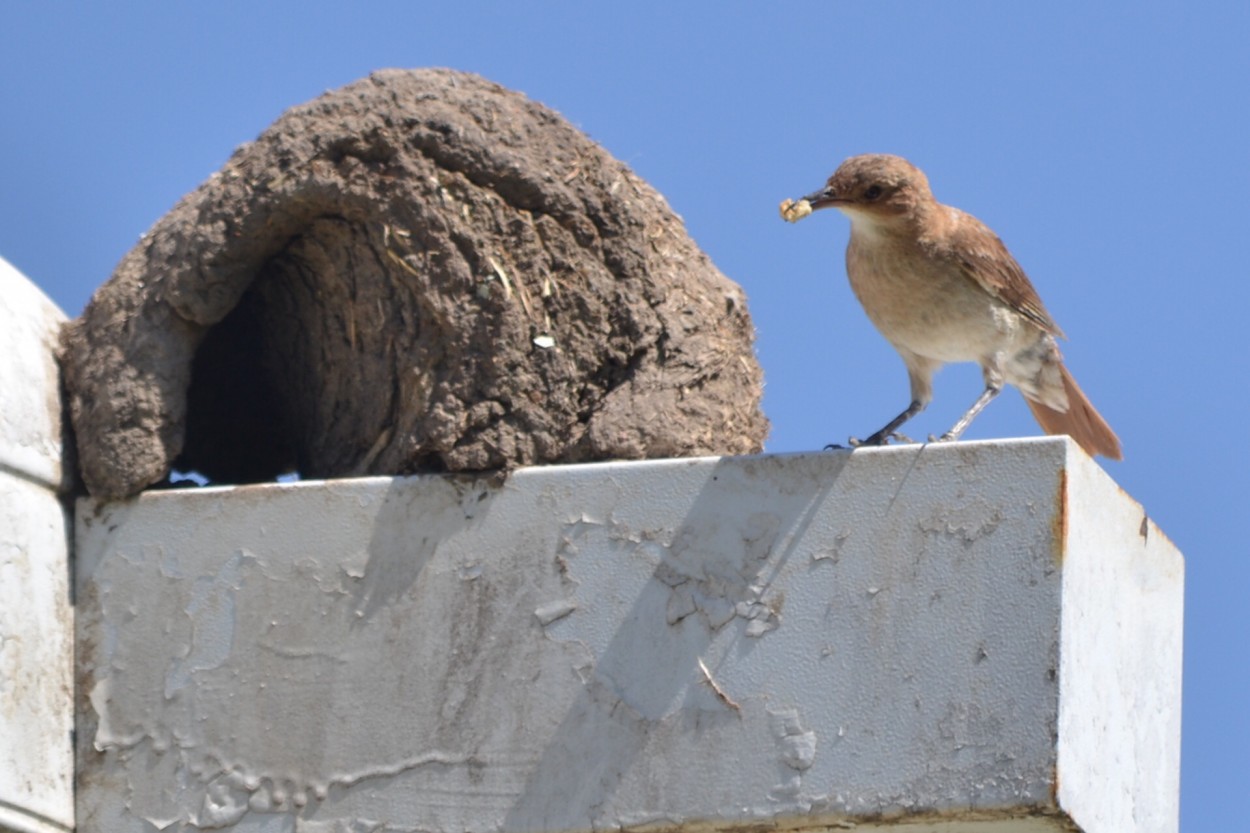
[802,186,841,210]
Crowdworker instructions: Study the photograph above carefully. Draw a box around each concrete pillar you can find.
[74,439,1183,833]
[0,258,74,833]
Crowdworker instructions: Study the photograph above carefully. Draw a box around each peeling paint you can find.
[737,600,781,637]
[918,501,1003,544]
[535,599,577,625]
[768,708,819,803]
[167,548,254,695]
[811,529,851,564]
[770,709,817,771]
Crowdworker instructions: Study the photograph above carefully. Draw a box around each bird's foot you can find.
[927,432,959,444]
[836,431,916,449]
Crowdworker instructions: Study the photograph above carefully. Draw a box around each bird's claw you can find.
[826,430,927,452]
[837,431,917,449]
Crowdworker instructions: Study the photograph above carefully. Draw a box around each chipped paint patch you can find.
[918,501,1003,543]
[535,599,577,625]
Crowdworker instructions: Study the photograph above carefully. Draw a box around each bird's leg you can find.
[827,354,936,451]
[935,382,1003,442]
[848,399,926,447]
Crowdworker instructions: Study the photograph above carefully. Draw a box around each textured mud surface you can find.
[61,68,767,498]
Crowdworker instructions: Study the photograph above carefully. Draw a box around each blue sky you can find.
[2,2,1245,829]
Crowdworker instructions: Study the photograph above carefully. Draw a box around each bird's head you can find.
[803,154,934,229]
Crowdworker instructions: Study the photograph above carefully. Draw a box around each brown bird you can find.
[782,154,1121,459]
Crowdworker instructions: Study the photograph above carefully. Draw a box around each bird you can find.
[780,153,1121,460]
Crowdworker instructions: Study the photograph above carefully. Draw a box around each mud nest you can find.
[60,68,768,499]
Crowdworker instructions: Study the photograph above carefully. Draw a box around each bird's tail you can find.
[1025,363,1122,460]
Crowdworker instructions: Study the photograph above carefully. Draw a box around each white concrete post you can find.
[0,258,74,833]
[75,439,1183,833]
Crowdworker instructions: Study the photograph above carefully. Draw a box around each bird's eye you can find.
[863,185,883,201]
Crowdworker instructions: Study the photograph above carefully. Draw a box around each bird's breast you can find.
[845,235,1021,363]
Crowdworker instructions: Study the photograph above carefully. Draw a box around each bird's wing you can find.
[943,209,1066,339]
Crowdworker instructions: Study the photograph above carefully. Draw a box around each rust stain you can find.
[739,804,1078,833]
[697,657,741,714]
[1051,467,1068,566]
